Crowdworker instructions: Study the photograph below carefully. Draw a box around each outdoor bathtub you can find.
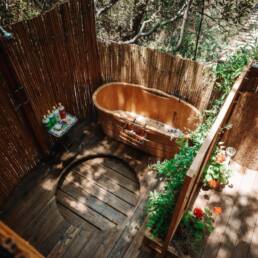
[93,82,202,159]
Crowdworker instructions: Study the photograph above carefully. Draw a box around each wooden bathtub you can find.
[93,82,202,159]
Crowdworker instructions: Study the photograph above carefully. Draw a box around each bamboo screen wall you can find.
[0,76,39,204]
[0,0,216,205]
[2,0,101,124]
[98,41,215,111]
[0,0,101,204]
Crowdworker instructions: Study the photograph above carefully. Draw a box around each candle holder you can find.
[225,146,236,166]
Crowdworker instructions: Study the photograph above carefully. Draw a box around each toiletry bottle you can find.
[53,105,60,122]
[58,103,66,120]
[42,115,51,130]
[48,110,56,127]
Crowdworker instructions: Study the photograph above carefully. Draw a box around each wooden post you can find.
[0,29,49,155]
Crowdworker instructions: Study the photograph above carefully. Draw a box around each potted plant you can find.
[203,148,231,191]
[173,207,215,256]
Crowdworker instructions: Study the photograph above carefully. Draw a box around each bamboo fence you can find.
[98,40,215,111]
[0,0,216,205]
[0,0,102,204]
[2,0,102,124]
[0,76,39,204]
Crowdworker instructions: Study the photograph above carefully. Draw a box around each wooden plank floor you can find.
[56,157,139,230]
[193,161,258,258]
[0,123,158,258]
[195,91,258,258]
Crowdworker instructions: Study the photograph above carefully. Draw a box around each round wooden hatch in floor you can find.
[56,156,140,231]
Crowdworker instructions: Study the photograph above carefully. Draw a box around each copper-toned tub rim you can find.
[92,82,202,116]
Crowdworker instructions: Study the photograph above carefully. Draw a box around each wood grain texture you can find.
[197,162,258,258]
[1,125,157,258]
[56,156,140,234]
[93,82,202,159]
[0,222,44,258]
[1,124,158,258]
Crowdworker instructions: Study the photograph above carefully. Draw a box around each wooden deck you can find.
[0,123,159,258]
[194,161,258,258]
[2,94,258,258]
[192,91,258,258]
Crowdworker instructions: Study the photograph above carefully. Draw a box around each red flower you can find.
[193,208,204,219]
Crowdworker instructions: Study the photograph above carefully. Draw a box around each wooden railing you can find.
[161,62,251,254]
[158,62,252,255]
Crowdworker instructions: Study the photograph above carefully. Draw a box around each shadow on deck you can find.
[194,92,258,258]
[0,122,159,258]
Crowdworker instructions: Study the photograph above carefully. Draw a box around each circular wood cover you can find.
[56,157,140,231]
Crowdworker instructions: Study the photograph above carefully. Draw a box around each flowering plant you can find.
[215,152,226,163]
[213,206,222,215]
[203,147,231,190]
[193,208,204,219]
[173,208,215,256]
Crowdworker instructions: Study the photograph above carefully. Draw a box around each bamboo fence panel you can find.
[98,40,216,111]
[2,0,101,126]
[0,76,39,205]
[0,0,101,204]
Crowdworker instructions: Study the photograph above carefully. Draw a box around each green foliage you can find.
[146,45,256,239]
[147,140,201,238]
[203,147,231,187]
[195,29,223,62]
[174,208,214,255]
[204,162,230,185]
[211,0,255,24]
[0,1,65,25]
[215,48,251,95]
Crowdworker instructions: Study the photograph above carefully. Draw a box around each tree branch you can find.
[194,0,205,60]
[198,11,228,32]
[124,0,189,44]
[95,0,120,17]
[174,0,193,50]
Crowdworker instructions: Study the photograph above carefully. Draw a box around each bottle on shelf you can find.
[42,115,51,130]
[52,105,60,122]
[58,102,66,120]
[47,109,56,127]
